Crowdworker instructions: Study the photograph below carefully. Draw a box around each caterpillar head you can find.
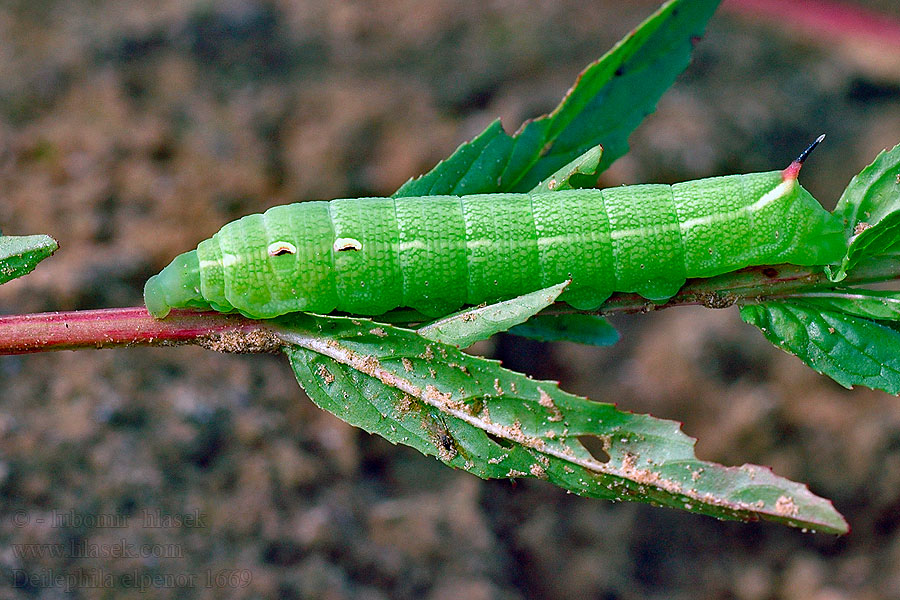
[144,250,208,318]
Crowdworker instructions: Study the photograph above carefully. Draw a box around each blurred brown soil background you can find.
[1,0,900,598]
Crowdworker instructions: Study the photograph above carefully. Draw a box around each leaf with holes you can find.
[278,313,847,533]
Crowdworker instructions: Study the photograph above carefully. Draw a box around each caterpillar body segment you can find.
[144,170,847,319]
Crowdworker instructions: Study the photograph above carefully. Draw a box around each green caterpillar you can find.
[144,140,847,320]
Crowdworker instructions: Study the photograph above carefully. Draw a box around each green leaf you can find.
[279,313,847,534]
[782,290,900,321]
[529,144,604,193]
[740,299,900,394]
[829,142,900,280]
[417,281,570,347]
[0,234,59,286]
[509,313,620,346]
[393,0,721,197]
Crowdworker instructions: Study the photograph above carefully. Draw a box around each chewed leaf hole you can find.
[486,432,514,449]
[577,435,611,463]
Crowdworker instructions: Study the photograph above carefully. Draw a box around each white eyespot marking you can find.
[334,237,362,252]
[268,241,297,257]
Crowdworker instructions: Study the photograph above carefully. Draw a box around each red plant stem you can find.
[1,257,898,355]
[0,307,268,355]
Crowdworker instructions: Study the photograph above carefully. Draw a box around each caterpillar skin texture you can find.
[144,171,847,319]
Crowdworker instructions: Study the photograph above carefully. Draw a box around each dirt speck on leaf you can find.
[538,388,564,422]
[619,452,683,496]
[316,363,335,385]
[775,495,799,517]
[397,394,415,413]
[530,463,548,479]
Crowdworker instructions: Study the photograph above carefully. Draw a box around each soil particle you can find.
[529,463,548,479]
[775,495,799,518]
[198,328,282,353]
[316,363,335,385]
[538,387,564,422]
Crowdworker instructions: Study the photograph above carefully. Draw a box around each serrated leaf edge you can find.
[279,323,848,533]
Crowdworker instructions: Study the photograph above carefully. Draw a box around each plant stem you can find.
[0,307,278,355]
[1,256,898,355]
[577,259,899,316]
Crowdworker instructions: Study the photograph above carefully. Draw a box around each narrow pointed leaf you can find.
[530,144,604,193]
[0,235,59,286]
[417,281,569,347]
[829,142,900,280]
[279,313,847,533]
[509,313,620,346]
[393,0,721,197]
[740,299,900,394]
